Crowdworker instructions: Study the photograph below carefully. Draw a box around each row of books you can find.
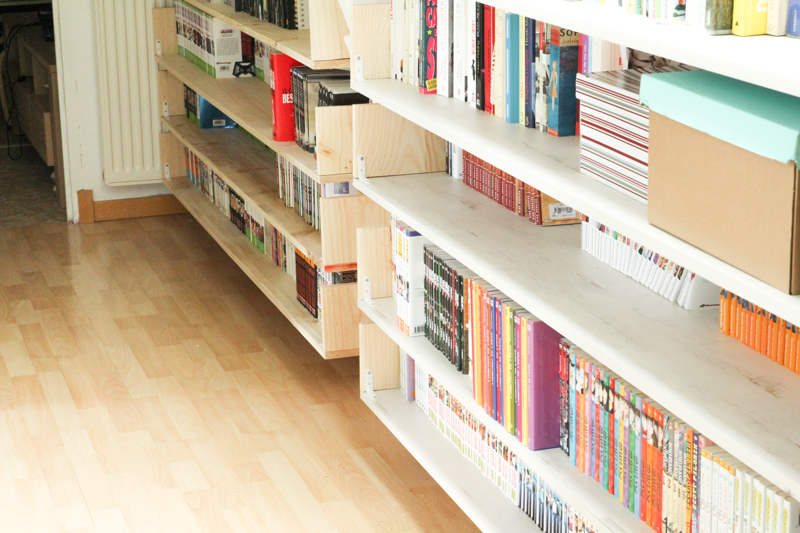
[460,149,582,226]
[175,1,260,78]
[183,145,298,274]
[559,339,800,533]
[405,353,601,533]
[575,66,693,203]
[184,85,237,129]
[276,155,361,231]
[388,217,800,532]
[289,67,350,152]
[580,217,720,311]
[719,290,800,375]
[222,0,308,30]
[390,0,637,136]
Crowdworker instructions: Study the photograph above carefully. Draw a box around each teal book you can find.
[505,13,520,123]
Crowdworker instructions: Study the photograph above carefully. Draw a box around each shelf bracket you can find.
[365,369,378,400]
[163,101,169,119]
[156,39,162,57]
[164,163,171,182]
[354,54,365,83]
[357,155,371,185]
[363,276,376,307]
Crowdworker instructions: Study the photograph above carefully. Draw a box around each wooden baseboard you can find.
[78,189,187,223]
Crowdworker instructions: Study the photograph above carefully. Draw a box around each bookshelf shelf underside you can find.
[181,0,350,69]
[162,115,324,266]
[157,54,349,185]
[354,172,800,499]
[164,175,325,355]
[353,77,800,332]
[359,298,649,533]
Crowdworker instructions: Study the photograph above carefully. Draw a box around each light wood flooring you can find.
[0,214,479,533]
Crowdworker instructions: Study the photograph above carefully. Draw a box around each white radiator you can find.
[95,0,165,185]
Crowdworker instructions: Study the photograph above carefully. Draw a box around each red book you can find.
[420,0,437,94]
[270,54,302,141]
[483,4,494,115]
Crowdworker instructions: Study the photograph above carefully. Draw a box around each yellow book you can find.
[520,314,529,446]
[732,0,768,35]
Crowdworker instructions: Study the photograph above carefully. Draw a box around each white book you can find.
[766,0,789,35]
[754,477,767,533]
[453,0,465,100]
[782,494,800,533]
[745,472,754,533]
[682,275,720,311]
[686,0,709,27]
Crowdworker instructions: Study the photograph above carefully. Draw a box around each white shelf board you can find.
[354,172,800,499]
[482,0,800,98]
[360,297,650,533]
[362,390,537,533]
[352,77,800,332]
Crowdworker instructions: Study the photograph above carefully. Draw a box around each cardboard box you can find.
[647,111,800,294]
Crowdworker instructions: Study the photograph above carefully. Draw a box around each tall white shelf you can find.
[346,0,800,531]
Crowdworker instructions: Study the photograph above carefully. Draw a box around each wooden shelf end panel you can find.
[309,0,350,61]
[353,103,446,178]
[351,4,391,80]
[322,283,361,354]
[320,195,391,269]
[359,321,400,395]
[316,106,354,176]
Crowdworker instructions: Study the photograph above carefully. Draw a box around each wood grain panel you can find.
[93,196,187,222]
[356,226,392,300]
[315,106,353,176]
[358,321,399,394]
[351,4,391,80]
[308,0,349,61]
[321,283,359,356]
[320,195,389,269]
[152,7,179,56]
[353,104,446,178]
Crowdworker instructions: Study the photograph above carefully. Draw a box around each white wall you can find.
[53,0,168,222]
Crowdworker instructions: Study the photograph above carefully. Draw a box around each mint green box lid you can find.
[639,70,800,165]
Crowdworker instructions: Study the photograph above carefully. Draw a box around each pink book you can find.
[527,317,562,450]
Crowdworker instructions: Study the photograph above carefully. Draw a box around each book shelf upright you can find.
[151,5,388,360]
[344,1,800,531]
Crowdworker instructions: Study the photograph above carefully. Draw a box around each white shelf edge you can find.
[360,297,650,533]
[352,77,800,332]
[353,172,800,499]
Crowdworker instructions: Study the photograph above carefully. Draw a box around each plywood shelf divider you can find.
[162,115,325,266]
[164,174,324,354]
[156,53,345,184]
[353,171,800,499]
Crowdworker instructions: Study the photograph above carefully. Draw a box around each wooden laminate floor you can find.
[0,215,479,533]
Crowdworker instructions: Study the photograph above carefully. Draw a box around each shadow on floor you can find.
[0,143,66,228]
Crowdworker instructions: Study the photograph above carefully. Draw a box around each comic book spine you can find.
[524,17,536,128]
[475,2,484,110]
[420,0,437,93]
[483,4,494,114]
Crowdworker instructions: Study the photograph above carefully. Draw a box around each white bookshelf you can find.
[352,77,800,330]
[477,0,800,98]
[359,297,650,533]
[354,172,800,501]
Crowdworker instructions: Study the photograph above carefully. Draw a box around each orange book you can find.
[769,313,780,361]
[761,309,770,355]
[777,318,787,365]
[767,314,776,360]
[720,289,730,334]
[755,306,763,352]
[746,301,755,349]
[734,296,742,341]
[788,324,798,371]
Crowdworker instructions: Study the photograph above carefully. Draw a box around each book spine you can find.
[437,0,451,96]
[475,3,484,110]
[789,0,800,36]
[524,17,535,128]
[504,13,520,123]
[732,0,768,34]
[483,4,494,114]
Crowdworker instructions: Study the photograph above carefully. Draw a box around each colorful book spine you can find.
[420,0,437,93]
[546,26,579,137]
[504,13,520,123]
[788,0,800,36]
[732,0,768,35]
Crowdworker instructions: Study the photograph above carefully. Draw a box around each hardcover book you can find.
[270,54,302,142]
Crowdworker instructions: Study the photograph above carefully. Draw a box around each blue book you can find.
[524,18,536,128]
[505,13,520,123]
[789,0,800,36]
[546,27,579,137]
[196,95,237,129]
